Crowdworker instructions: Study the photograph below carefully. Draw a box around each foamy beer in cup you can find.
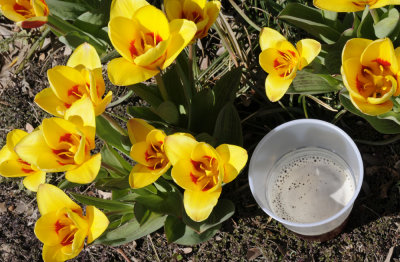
[248,119,363,239]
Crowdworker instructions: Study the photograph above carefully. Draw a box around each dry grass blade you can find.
[306,94,338,112]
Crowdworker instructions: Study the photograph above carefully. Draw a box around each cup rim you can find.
[248,118,364,229]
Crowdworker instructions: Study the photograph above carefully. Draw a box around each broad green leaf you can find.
[378,111,400,125]
[46,0,87,20]
[374,8,400,38]
[213,67,242,112]
[155,101,180,124]
[289,71,343,94]
[357,9,375,39]
[340,92,400,134]
[101,144,132,177]
[213,103,243,146]
[70,192,134,212]
[134,202,153,225]
[59,31,108,56]
[108,213,135,230]
[111,189,131,200]
[163,65,187,109]
[57,179,81,190]
[135,191,183,217]
[95,175,131,191]
[96,115,131,156]
[165,216,221,245]
[94,211,166,246]
[195,132,217,146]
[127,106,164,122]
[190,88,215,133]
[278,3,341,44]
[74,11,105,35]
[182,199,235,233]
[128,83,163,108]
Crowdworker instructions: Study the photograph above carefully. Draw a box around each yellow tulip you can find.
[259,27,321,102]
[107,0,197,86]
[0,0,48,28]
[15,98,101,184]
[34,184,109,262]
[126,118,171,188]
[164,133,247,222]
[313,0,400,12]
[0,129,45,191]
[341,38,400,115]
[35,43,112,117]
[164,0,221,40]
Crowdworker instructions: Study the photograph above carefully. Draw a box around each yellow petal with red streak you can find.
[171,158,204,191]
[130,141,149,166]
[35,88,66,117]
[34,211,62,246]
[361,38,398,73]
[183,187,221,222]
[313,0,366,12]
[37,184,81,216]
[164,133,198,165]
[129,163,170,189]
[350,94,393,116]
[108,16,139,62]
[134,5,170,41]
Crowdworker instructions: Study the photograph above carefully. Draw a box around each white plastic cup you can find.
[248,119,363,237]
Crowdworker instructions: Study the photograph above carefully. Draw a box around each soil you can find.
[1,12,400,262]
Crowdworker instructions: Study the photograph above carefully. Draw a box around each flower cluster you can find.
[127,119,248,222]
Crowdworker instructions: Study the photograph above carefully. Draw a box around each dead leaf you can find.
[384,246,394,262]
[0,202,6,213]
[246,247,262,261]
[25,123,34,133]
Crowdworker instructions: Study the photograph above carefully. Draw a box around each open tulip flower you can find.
[0,0,48,28]
[164,133,248,222]
[14,98,101,184]
[341,38,400,115]
[35,184,109,262]
[127,118,171,188]
[0,129,45,191]
[313,0,400,12]
[164,0,221,40]
[107,0,197,86]
[35,43,112,117]
[259,27,321,102]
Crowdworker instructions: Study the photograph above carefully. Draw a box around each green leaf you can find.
[190,88,215,133]
[155,101,180,124]
[165,216,221,245]
[213,67,242,113]
[278,3,341,44]
[57,179,81,190]
[70,192,134,212]
[357,9,375,39]
[59,31,108,56]
[377,111,400,125]
[374,8,400,38]
[134,202,153,225]
[74,11,105,35]
[182,199,235,233]
[195,132,217,146]
[128,83,163,108]
[340,92,400,134]
[135,190,183,217]
[94,211,166,246]
[101,144,131,177]
[163,65,187,108]
[95,115,131,156]
[213,103,243,146]
[288,71,343,94]
[95,175,131,191]
[127,106,164,122]
[46,0,87,20]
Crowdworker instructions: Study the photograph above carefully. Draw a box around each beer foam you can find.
[267,147,355,223]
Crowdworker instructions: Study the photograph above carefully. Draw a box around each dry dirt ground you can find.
[1,19,400,262]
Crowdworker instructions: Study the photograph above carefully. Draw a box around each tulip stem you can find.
[155,73,169,101]
[101,112,128,136]
[188,44,195,89]
[370,8,380,24]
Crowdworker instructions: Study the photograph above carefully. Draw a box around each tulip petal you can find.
[34,211,61,246]
[0,159,35,177]
[163,19,197,69]
[341,57,367,101]
[296,39,321,70]
[0,145,12,162]
[130,141,149,166]
[370,0,400,9]
[110,0,149,20]
[94,91,113,116]
[134,5,170,41]
[133,39,169,67]
[15,130,70,172]
[107,57,159,86]
[313,0,366,12]
[129,163,169,188]
[22,171,46,192]
[65,153,101,184]
[67,43,101,70]
[171,158,203,191]
[64,96,96,129]
[42,244,75,262]
[265,74,293,102]
[342,38,372,63]
[361,38,398,73]
[37,184,81,216]
[108,16,140,62]
[86,205,109,243]
[34,88,66,117]
[41,118,78,149]
[164,0,182,20]
[47,66,86,104]
[67,210,89,253]
[205,1,221,29]
[183,187,221,222]
[89,68,105,104]
[127,118,155,144]
[191,142,219,162]
[0,4,26,22]
[19,16,47,29]
[259,27,286,51]
[216,144,248,184]
[350,94,393,116]
[164,133,198,165]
